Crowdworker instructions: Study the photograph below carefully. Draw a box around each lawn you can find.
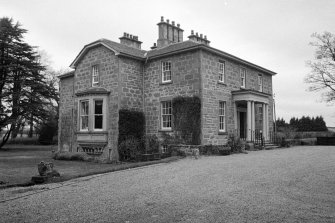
[0,145,180,187]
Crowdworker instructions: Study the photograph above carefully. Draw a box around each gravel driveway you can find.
[1,146,334,222]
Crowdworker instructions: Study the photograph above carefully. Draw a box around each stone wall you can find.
[58,75,74,152]
[119,57,144,111]
[144,51,201,139]
[74,45,120,162]
[200,50,273,145]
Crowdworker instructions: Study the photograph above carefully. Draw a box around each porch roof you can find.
[232,89,271,104]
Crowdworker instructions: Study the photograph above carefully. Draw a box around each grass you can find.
[0,145,181,188]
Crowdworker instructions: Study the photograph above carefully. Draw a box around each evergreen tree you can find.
[0,17,58,148]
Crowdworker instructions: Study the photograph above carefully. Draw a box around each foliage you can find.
[0,17,58,149]
[118,136,141,161]
[276,116,328,132]
[199,144,231,155]
[227,136,245,153]
[38,118,58,145]
[118,109,145,144]
[172,96,201,145]
[144,134,160,154]
[52,151,92,161]
[305,32,335,103]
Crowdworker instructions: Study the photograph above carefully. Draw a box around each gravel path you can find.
[1,146,335,222]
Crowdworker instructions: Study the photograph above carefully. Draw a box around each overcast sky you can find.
[1,0,335,126]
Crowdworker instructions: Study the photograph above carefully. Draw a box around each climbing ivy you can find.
[172,96,201,145]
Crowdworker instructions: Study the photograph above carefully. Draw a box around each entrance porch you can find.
[232,90,271,142]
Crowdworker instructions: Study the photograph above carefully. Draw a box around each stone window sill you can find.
[159,129,173,132]
[217,81,227,86]
[218,131,228,135]
[160,81,173,85]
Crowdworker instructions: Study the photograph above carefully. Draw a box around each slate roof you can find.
[69,38,276,75]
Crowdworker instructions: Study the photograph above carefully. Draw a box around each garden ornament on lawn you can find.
[37,161,60,177]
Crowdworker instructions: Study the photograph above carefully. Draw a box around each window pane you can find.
[95,115,103,129]
[95,100,103,114]
[81,116,88,130]
[162,101,172,129]
[81,101,89,115]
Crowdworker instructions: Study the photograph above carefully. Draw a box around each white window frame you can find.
[93,99,104,131]
[92,65,99,87]
[78,96,107,132]
[162,61,172,83]
[161,101,172,130]
[80,100,89,131]
[258,74,263,92]
[218,61,225,83]
[219,101,226,132]
[161,145,168,153]
[240,68,246,88]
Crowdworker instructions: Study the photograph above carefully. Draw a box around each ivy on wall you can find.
[118,109,145,144]
[172,96,201,145]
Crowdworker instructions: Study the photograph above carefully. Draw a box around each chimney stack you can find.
[188,30,210,45]
[119,32,142,49]
[157,16,184,48]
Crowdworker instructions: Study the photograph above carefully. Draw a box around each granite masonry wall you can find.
[73,45,120,161]
[200,50,273,145]
[144,50,201,139]
[58,75,74,152]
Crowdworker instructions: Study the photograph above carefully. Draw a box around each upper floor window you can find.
[218,61,225,83]
[162,61,172,83]
[92,65,99,87]
[258,74,263,92]
[161,101,172,130]
[240,68,246,88]
[219,101,226,132]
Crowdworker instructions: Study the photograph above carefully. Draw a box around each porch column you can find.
[265,104,269,140]
[234,101,238,135]
[251,101,255,134]
[262,103,267,140]
[247,100,252,141]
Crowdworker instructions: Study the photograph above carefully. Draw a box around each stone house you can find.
[58,17,276,161]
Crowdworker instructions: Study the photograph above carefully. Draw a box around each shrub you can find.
[118,136,140,161]
[118,109,145,144]
[38,120,58,145]
[144,135,160,154]
[52,151,92,161]
[172,96,201,145]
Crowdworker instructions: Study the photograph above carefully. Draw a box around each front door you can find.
[239,112,246,140]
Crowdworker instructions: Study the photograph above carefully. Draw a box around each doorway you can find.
[239,112,246,140]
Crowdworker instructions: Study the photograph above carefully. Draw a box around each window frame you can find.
[258,74,263,92]
[161,61,172,84]
[79,100,89,131]
[93,99,104,131]
[218,61,225,83]
[92,65,99,87]
[161,100,172,131]
[219,101,226,132]
[78,96,107,132]
[240,67,246,88]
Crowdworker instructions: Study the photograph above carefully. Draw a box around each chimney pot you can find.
[124,32,127,37]
[172,21,175,26]
[154,43,156,46]
[167,19,169,24]
[126,33,129,38]
[200,34,203,38]
[130,34,133,39]
[196,32,199,37]
[177,23,180,28]
[161,16,164,22]
[204,35,207,39]
[191,30,194,35]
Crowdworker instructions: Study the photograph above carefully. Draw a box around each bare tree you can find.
[305,32,335,103]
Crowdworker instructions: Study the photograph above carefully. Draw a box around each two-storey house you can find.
[58,17,276,162]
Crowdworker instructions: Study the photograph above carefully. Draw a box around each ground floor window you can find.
[78,96,107,132]
[219,101,226,132]
[161,101,172,130]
